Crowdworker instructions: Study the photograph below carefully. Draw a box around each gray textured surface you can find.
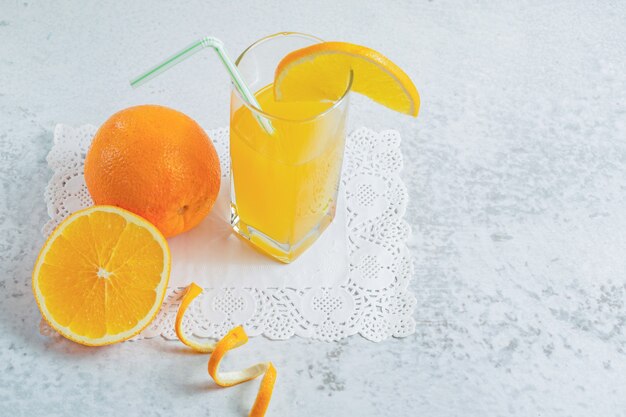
[1,1,625,416]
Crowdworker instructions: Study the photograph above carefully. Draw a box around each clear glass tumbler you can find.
[229,32,351,263]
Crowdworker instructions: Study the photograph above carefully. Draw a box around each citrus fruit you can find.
[274,41,420,117]
[32,205,171,346]
[84,105,221,238]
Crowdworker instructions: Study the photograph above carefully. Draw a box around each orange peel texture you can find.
[174,282,216,353]
[175,283,277,417]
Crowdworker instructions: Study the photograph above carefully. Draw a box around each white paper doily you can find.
[41,124,415,342]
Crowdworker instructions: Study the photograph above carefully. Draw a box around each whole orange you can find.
[85,105,221,238]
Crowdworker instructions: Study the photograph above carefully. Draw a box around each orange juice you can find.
[230,84,348,262]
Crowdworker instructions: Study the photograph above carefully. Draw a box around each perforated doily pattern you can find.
[42,125,415,342]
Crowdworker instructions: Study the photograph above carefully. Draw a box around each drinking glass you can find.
[230,32,352,263]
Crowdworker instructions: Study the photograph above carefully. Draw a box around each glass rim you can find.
[233,31,353,123]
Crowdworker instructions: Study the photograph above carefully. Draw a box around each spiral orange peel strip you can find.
[209,326,277,417]
[175,283,277,417]
[175,282,216,353]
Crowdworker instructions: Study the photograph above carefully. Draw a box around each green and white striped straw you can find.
[130,36,274,134]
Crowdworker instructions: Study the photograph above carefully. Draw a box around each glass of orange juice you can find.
[230,33,352,263]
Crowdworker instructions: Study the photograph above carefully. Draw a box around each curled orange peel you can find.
[175,284,277,417]
[174,282,216,353]
[208,326,277,417]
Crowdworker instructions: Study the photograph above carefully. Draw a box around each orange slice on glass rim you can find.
[274,41,420,117]
[32,205,171,346]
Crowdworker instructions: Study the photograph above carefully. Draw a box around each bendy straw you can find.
[130,36,274,134]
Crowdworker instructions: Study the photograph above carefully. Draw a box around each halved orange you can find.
[274,41,420,117]
[32,205,171,346]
